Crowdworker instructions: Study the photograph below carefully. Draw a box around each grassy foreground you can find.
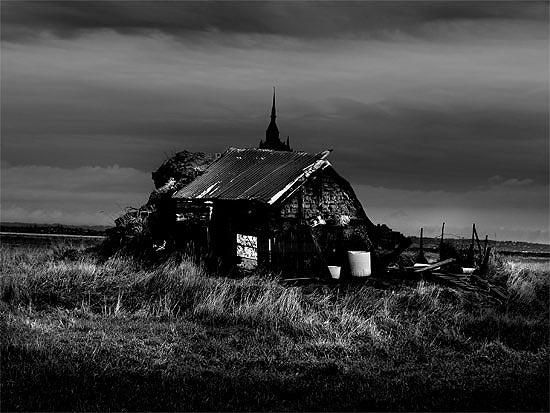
[1,243,549,411]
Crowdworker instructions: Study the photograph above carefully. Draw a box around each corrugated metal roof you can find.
[173,147,331,204]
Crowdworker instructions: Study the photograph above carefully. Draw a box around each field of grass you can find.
[1,239,549,411]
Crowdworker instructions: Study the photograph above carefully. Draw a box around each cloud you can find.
[355,182,549,243]
[0,1,547,242]
[2,1,546,42]
[388,209,409,219]
[1,205,115,226]
[488,175,535,187]
[2,28,547,190]
[1,165,152,225]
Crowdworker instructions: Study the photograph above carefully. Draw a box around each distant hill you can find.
[0,222,112,236]
[409,236,550,256]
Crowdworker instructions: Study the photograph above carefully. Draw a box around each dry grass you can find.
[1,242,549,411]
[505,260,549,307]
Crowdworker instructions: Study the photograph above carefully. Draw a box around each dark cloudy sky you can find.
[1,1,548,242]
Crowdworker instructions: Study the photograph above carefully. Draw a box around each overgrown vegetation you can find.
[99,150,217,259]
[1,242,548,411]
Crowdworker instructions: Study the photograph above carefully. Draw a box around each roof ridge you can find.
[226,146,329,156]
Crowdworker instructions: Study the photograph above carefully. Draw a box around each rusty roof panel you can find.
[173,147,331,204]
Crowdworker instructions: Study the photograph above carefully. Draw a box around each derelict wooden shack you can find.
[172,147,377,275]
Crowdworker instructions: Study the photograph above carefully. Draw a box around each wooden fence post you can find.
[439,222,445,260]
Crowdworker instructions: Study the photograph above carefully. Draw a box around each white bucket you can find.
[347,251,371,277]
[462,267,475,275]
[328,265,341,279]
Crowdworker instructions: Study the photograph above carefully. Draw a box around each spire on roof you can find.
[271,87,276,120]
[259,87,292,151]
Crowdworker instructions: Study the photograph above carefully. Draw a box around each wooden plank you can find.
[439,222,445,260]
[473,224,483,257]
[413,258,455,273]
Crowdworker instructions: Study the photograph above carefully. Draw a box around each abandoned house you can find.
[171,91,395,276]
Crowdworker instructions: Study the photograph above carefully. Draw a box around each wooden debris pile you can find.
[285,222,510,305]
[399,257,509,303]
[389,222,509,303]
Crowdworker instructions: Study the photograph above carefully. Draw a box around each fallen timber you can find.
[424,272,507,302]
[411,258,456,273]
[282,257,508,304]
[283,221,508,302]
[397,257,508,303]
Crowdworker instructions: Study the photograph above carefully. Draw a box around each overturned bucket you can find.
[327,265,341,279]
[347,251,371,277]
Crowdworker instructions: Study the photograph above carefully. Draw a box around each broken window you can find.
[236,234,258,269]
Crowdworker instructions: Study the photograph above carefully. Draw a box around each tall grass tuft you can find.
[1,244,548,351]
[504,260,549,312]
